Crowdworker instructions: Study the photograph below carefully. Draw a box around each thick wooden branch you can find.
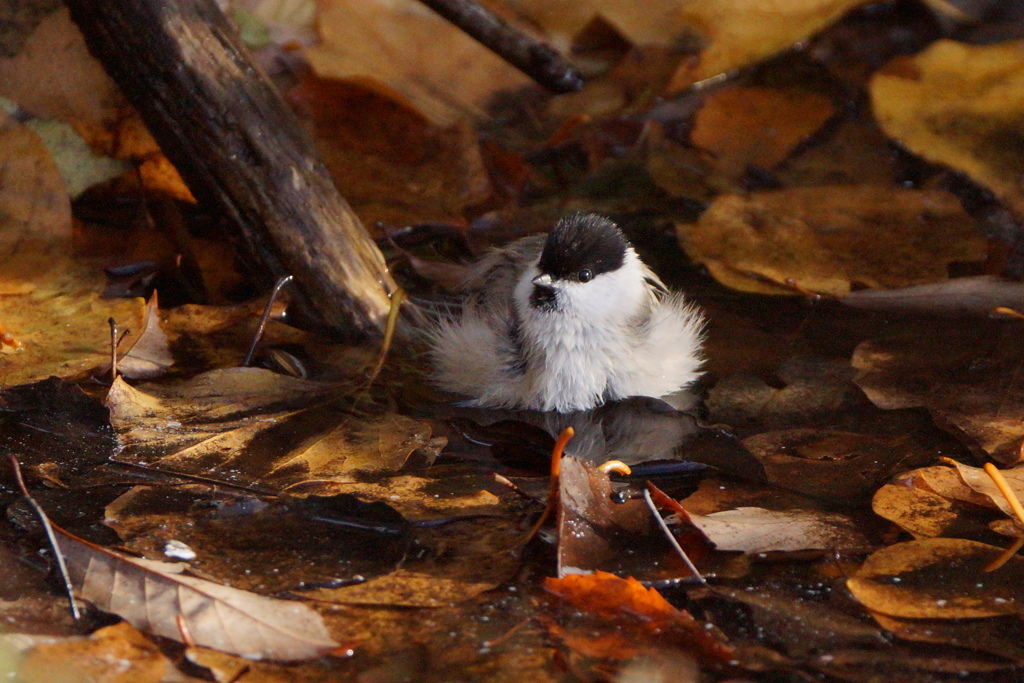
[63,0,396,340]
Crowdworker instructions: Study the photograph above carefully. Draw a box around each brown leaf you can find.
[288,75,493,228]
[947,460,1024,519]
[679,185,985,296]
[675,506,868,554]
[847,538,1024,619]
[0,7,118,129]
[0,110,71,294]
[17,622,195,683]
[97,293,174,380]
[566,0,872,92]
[689,86,835,180]
[0,6,191,202]
[742,428,937,501]
[303,567,513,608]
[53,525,339,660]
[543,571,734,663]
[304,0,530,126]
[872,483,964,539]
[872,40,1024,216]
[557,455,651,578]
[105,369,434,488]
[870,612,1024,663]
[852,323,1024,465]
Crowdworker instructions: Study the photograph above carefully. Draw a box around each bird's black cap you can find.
[537,213,629,281]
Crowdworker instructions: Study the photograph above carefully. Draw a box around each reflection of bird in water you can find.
[427,213,706,413]
[445,396,766,484]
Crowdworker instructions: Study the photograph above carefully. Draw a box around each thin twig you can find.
[242,275,293,367]
[415,0,582,93]
[108,317,118,381]
[983,463,1024,526]
[481,617,533,649]
[982,462,1024,572]
[643,487,705,585]
[7,456,81,620]
[522,426,574,544]
[493,473,544,504]
[985,536,1024,573]
[993,307,1024,320]
[364,288,406,387]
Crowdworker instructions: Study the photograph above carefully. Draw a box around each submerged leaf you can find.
[680,185,985,296]
[853,323,1024,465]
[848,538,1024,619]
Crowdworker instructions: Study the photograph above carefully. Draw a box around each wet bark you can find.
[64,0,397,340]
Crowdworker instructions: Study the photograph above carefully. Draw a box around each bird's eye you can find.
[578,269,594,283]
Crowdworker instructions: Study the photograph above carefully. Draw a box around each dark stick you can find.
[63,0,397,340]
[242,274,293,367]
[8,456,82,621]
[415,0,583,93]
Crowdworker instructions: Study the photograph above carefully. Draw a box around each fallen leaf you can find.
[675,506,868,553]
[0,263,144,387]
[545,570,676,622]
[679,185,985,296]
[556,455,653,579]
[689,86,835,180]
[870,612,1024,663]
[304,0,530,125]
[98,293,173,380]
[774,117,902,188]
[0,7,118,129]
[0,110,71,294]
[947,460,1024,520]
[543,571,734,663]
[288,75,493,228]
[741,428,938,501]
[872,40,1024,216]
[17,622,199,683]
[304,567,511,608]
[286,474,502,523]
[847,538,1024,619]
[105,369,434,488]
[852,322,1024,464]
[662,0,873,91]
[871,483,965,539]
[705,356,855,431]
[53,524,339,660]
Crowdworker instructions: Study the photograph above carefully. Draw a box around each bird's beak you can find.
[532,273,553,287]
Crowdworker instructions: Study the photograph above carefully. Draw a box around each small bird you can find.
[427,213,706,413]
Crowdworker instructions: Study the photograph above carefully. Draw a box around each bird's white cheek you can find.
[565,270,645,322]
